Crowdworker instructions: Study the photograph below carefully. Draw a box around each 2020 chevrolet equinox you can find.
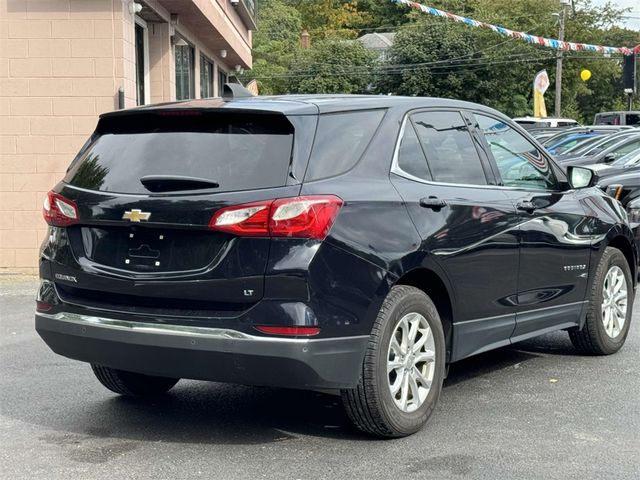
[36,89,637,437]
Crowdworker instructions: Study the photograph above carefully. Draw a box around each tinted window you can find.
[475,114,557,190]
[411,111,487,185]
[64,113,294,194]
[626,114,640,126]
[304,110,384,181]
[397,122,430,180]
[595,113,619,125]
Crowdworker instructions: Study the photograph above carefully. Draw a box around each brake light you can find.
[209,195,342,239]
[43,191,79,227]
[254,325,320,336]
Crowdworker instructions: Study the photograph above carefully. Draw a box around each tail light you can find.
[43,191,79,227]
[254,325,320,336]
[209,195,343,240]
[36,301,52,312]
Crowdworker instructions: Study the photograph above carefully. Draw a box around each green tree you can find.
[373,20,471,98]
[284,0,372,39]
[287,39,377,94]
[248,0,640,117]
[240,0,302,94]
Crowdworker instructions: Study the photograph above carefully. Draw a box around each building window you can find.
[134,18,149,105]
[175,42,195,100]
[218,69,227,97]
[200,55,214,98]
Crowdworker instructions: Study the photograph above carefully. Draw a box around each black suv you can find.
[36,91,637,437]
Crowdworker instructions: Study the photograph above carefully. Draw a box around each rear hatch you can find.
[49,108,312,315]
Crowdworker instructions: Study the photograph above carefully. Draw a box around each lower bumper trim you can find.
[36,312,369,390]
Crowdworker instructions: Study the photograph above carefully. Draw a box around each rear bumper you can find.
[36,312,369,390]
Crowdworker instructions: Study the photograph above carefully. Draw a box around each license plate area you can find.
[79,226,225,273]
[124,229,166,270]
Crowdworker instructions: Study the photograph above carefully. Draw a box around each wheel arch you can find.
[394,267,454,362]
[607,234,637,284]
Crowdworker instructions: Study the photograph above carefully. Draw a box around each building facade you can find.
[0,0,255,271]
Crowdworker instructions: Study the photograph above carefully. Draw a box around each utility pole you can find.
[554,0,571,117]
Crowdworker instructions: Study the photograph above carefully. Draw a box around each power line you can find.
[251,54,615,79]
[261,48,619,77]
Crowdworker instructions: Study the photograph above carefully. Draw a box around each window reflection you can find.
[475,114,557,190]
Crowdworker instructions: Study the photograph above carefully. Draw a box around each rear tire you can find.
[569,247,634,355]
[91,364,179,397]
[341,285,446,437]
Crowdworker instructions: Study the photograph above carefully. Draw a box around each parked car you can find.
[558,133,640,168]
[600,170,640,277]
[599,167,640,206]
[546,131,603,155]
[558,130,638,158]
[527,128,566,143]
[36,91,637,438]
[625,197,640,275]
[513,116,579,129]
[542,125,634,148]
[594,111,640,126]
[586,150,640,178]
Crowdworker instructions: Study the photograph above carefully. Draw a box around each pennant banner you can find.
[393,0,640,56]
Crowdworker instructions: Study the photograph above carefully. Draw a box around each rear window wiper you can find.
[140,175,220,192]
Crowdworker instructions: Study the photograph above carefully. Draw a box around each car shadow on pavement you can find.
[49,343,548,444]
[511,330,583,356]
[443,347,540,388]
[4,334,581,445]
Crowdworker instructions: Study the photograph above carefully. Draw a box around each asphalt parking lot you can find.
[1,276,639,480]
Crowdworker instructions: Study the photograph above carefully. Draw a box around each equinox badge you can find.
[123,209,151,222]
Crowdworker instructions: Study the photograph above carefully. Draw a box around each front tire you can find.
[569,247,634,355]
[341,285,446,437]
[91,365,179,397]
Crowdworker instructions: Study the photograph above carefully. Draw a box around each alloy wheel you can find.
[601,265,628,338]
[387,312,436,413]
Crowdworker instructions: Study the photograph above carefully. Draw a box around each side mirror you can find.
[603,153,616,163]
[567,166,599,189]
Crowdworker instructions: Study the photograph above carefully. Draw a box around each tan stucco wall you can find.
[0,0,251,272]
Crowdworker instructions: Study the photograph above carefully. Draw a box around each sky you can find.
[592,0,640,31]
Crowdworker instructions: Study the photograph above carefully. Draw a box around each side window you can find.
[410,111,487,185]
[475,114,558,190]
[305,110,385,181]
[397,122,431,180]
[610,138,640,159]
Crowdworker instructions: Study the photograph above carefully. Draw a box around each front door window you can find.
[475,114,558,190]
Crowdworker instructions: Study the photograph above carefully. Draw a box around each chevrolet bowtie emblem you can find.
[122,209,151,222]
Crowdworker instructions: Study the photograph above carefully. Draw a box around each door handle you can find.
[516,200,537,213]
[419,196,447,211]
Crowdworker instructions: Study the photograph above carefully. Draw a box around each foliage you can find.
[287,39,377,94]
[283,1,373,39]
[239,0,303,94]
[247,0,640,118]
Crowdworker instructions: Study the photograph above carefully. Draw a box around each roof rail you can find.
[222,83,255,100]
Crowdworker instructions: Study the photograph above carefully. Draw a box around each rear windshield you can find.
[64,112,295,194]
[594,113,619,125]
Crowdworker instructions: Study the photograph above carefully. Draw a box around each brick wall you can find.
[0,0,250,273]
[0,0,129,272]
